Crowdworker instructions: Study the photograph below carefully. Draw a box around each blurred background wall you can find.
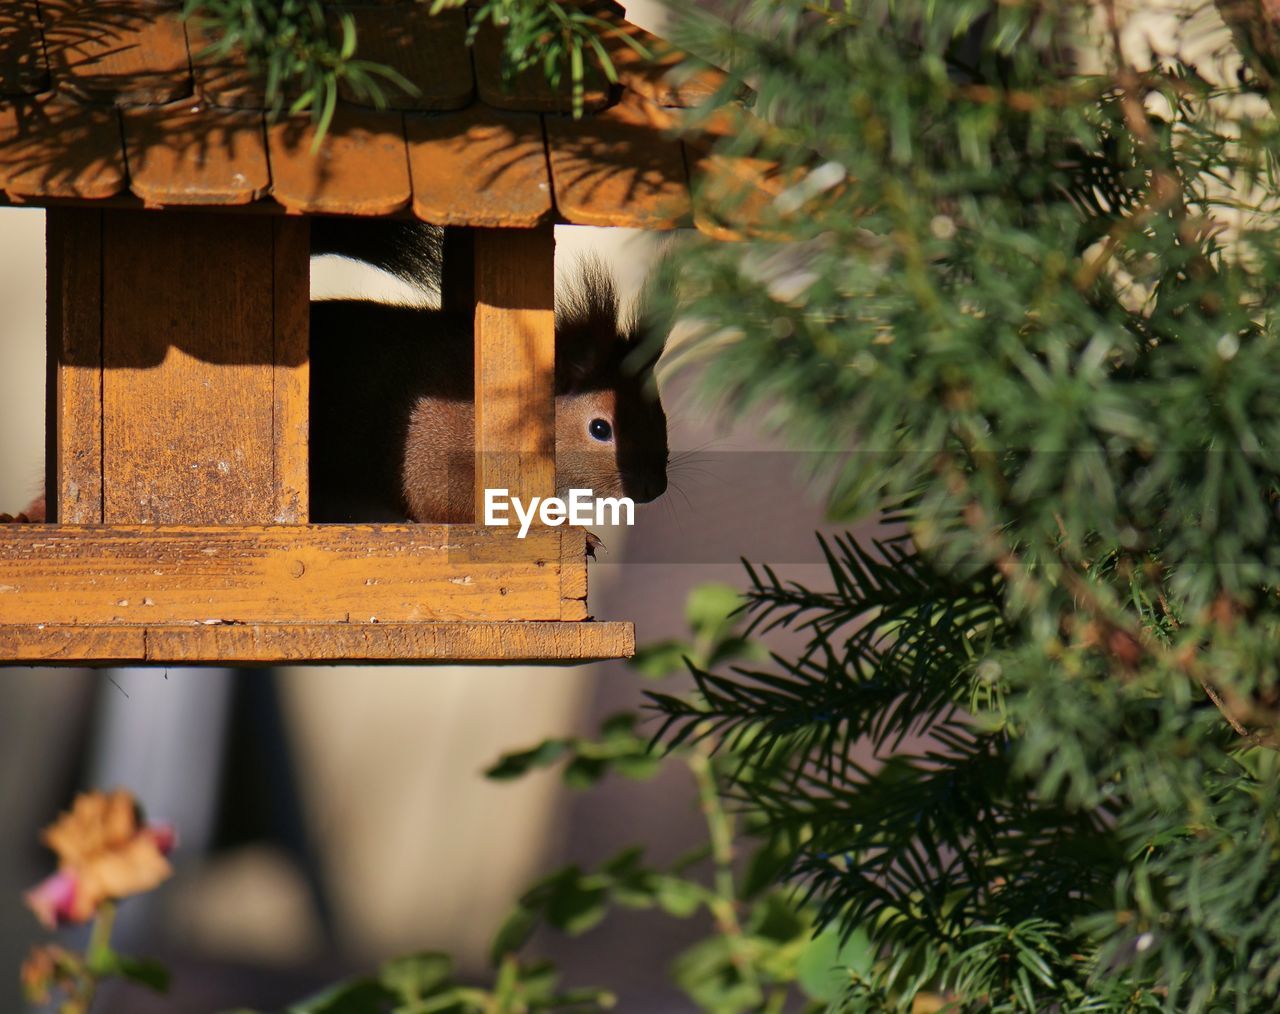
[0,3,854,1010]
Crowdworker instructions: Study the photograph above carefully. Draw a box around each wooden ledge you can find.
[0,525,630,665]
[0,524,591,625]
[0,621,634,666]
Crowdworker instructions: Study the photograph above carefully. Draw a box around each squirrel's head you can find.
[555,259,668,505]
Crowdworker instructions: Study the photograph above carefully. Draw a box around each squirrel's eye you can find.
[589,419,614,442]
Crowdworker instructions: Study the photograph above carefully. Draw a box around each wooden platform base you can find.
[0,525,630,665]
[0,621,634,666]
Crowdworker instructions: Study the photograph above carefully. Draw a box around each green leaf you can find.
[599,712,640,739]
[747,892,808,944]
[654,876,705,918]
[544,877,609,936]
[490,905,538,966]
[601,845,646,878]
[110,952,170,993]
[795,927,875,1003]
[611,754,663,780]
[739,835,796,901]
[287,977,396,1014]
[685,583,747,642]
[88,947,170,993]
[629,640,694,679]
[563,755,609,788]
[486,738,571,780]
[706,635,769,670]
[378,952,453,1002]
[671,935,762,1013]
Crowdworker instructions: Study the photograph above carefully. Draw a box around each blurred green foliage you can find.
[268,951,614,1014]
[643,1,1280,1010]
[183,0,417,138]
[251,585,878,1013]
[483,583,852,1014]
[183,0,649,139]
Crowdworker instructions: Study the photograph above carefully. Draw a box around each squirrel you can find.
[2,222,668,525]
[310,219,669,523]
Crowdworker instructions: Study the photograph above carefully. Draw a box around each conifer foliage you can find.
[646,1,1280,1008]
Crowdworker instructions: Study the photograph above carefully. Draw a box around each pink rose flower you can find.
[24,789,176,929]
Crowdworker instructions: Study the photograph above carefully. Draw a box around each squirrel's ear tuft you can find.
[556,256,624,390]
[554,255,664,388]
[557,255,622,335]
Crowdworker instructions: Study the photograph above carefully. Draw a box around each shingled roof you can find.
[0,0,753,230]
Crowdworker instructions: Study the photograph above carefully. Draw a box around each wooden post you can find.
[272,217,311,523]
[47,209,309,526]
[47,209,104,524]
[473,225,556,520]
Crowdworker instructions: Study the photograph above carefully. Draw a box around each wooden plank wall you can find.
[47,208,103,524]
[47,209,309,524]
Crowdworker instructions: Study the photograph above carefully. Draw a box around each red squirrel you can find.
[3,222,668,524]
[310,220,669,523]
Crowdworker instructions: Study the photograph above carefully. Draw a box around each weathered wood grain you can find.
[0,1,48,97]
[405,108,552,227]
[0,621,634,665]
[560,526,589,621]
[47,208,103,524]
[331,4,472,110]
[0,525,584,625]
[545,94,692,229]
[473,226,556,520]
[0,96,127,200]
[124,104,269,207]
[101,211,279,523]
[0,625,147,664]
[272,216,310,523]
[268,108,410,216]
[41,0,191,105]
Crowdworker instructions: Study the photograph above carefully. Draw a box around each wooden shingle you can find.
[472,18,610,114]
[124,103,269,207]
[188,14,271,110]
[0,96,126,199]
[601,19,726,108]
[333,4,473,110]
[406,107,551,226]
[268,107,411,216]
[545,94,691,229]
[41,0,192,106]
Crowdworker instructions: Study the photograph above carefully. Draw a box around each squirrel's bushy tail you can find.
[310,219,444,293]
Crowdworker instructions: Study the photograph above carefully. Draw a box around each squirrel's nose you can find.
[630,473,667,503]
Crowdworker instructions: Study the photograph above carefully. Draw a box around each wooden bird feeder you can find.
[0,0,774,666]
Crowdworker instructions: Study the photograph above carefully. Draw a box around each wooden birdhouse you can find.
[0,1,771,666]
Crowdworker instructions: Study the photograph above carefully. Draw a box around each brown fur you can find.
[310,264,668,523]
